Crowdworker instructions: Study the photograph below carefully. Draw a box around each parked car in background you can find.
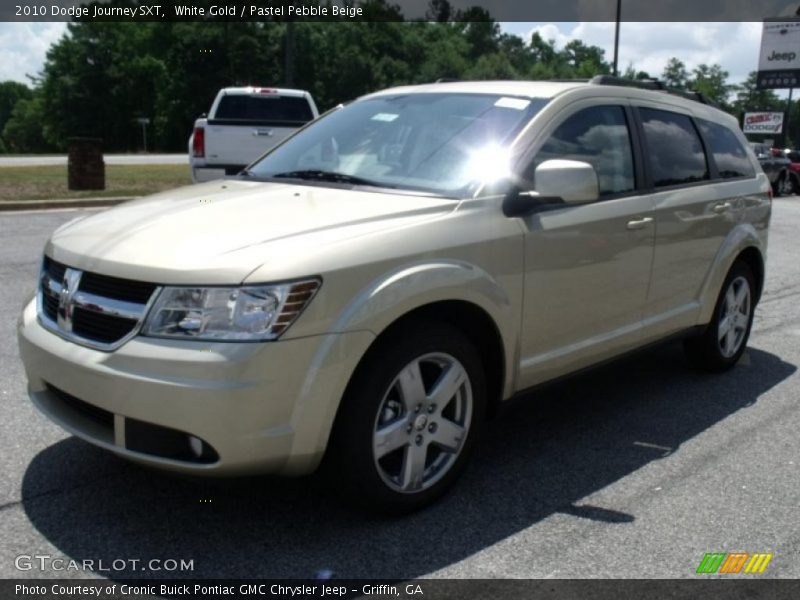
[20,78,770,513]
[781,149,800,195]
[749,142,793,195]
[189,86,319,182]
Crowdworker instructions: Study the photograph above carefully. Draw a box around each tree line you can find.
[0,3,792,154]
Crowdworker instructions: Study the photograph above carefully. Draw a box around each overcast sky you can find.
[0,21,768,89]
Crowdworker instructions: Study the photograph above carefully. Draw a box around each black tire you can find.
[785,174,799,196]
[772,175,784,197]
[684,260,756,372]
[325,320,486,514]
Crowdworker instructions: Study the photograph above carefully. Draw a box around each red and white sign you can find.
[743,111,784,134]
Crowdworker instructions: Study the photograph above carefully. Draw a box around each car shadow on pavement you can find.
[21,342,796,579]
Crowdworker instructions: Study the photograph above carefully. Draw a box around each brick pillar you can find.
[67,137,105,190]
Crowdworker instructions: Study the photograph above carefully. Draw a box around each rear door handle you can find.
[626,216,654,230]
[713,201,731,214]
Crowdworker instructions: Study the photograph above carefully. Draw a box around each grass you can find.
[0,164,191,202]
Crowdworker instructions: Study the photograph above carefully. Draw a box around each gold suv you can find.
[18,78,770,512]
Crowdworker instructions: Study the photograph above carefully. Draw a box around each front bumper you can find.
[17,299,374,476]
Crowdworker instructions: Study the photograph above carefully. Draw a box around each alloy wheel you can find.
[718,275,751,358]
[372,352,472,493]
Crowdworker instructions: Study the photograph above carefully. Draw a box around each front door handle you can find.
[712,201,732,214]
[626,216,654,230]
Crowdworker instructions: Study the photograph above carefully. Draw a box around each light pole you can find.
[612,0,621,77]
[136,117,150,153]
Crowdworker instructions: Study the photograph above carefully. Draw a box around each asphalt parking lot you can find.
[1,199,799,580]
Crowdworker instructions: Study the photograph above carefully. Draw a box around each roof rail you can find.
[589,75,718,108]
[434,78,460,83]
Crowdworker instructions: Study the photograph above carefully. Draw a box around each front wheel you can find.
[326,321,486,514]
[684,261,756,372]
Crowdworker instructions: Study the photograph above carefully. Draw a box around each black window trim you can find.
[520,103,641,203]
[632,105,714,193]
[694,117,758,183]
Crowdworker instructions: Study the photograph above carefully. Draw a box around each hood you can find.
[46,180,457,284]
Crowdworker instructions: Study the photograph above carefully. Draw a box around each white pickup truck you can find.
[188,86,319,182]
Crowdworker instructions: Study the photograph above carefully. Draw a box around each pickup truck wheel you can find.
[327,321,485,514]
[683,261,755,372]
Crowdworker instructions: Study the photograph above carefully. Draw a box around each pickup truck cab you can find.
[189,86,319,182]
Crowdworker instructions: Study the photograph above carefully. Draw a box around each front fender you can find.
[282,260,521,474]
[334,259,520,397]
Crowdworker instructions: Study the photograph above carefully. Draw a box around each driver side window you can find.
[526,105,636,197]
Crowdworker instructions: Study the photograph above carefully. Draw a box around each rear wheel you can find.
[684,261,755,372]
[782,173,798,196]
[327,321,486,514]
[772,175,785,197]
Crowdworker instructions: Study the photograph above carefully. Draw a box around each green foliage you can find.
[23,15,622,152]
[730,72,782,113]
[622,64,652,81]
[689,64,736,109]
[0,81,33,150]
[2,95,52,153]
[7,4,764,153]
[661,58,689,89]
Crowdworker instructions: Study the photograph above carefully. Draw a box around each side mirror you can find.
[503,159,599,218]
[534,159,599,204]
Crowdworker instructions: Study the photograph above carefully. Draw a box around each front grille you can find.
[42,292,59,321]
[39,257,159,349]
[72,307,139,343]
[43,256,65,281]
[79,271,157,304]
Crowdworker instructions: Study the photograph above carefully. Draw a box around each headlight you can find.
[141,279,320,341]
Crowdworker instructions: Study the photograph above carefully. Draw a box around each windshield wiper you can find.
[270,169,391,188]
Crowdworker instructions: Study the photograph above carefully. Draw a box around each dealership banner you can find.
[757,19,800,89]
[5,0,800,22]
[5,579,800,600]
[743,111,785,134]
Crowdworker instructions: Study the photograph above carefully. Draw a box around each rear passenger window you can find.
[698,119,756,179]
[639,108,709,187]
[531,105,635,196]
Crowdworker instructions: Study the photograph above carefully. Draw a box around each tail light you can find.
[192,127,205,158]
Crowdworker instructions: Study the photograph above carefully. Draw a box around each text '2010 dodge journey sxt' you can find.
[18,78,770,512]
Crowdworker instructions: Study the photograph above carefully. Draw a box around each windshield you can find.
[246,93,548,195]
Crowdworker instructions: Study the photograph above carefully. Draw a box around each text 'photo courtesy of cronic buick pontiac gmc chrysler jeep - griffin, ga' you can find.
[18,77,770,513]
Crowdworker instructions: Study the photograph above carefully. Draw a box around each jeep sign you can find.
[757,19,800,89]
[743,112,784,134]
